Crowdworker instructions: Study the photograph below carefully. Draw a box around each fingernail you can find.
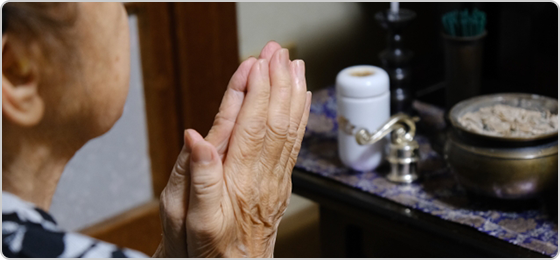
[258,59,268,75]
[294,60,305,79]
[192,142,214,164]
[258,58,266,69]
[281,48,290,66]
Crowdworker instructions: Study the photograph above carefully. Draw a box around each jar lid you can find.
[336,65,389,98]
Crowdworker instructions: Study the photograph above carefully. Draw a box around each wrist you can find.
[238,231,277,258]
[152,239,168,258]
[153,237,188,258]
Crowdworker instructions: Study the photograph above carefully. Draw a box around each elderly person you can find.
[2,2,310,258]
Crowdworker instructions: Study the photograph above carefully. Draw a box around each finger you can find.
[261,48,292,171]
[258,41,282,61]
[163,129,203,200]
[228,59,271,162]
[188,138,224,219]
[278,59,307,169]
[205,57,257,158]
[286,91,312,172]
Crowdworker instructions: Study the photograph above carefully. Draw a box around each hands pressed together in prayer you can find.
[2,3,308,258]
[155,41,311,257]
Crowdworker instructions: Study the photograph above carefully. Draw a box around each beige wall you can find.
[237,2,376,91]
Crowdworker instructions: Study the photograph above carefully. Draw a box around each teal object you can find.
[442,8,486,37]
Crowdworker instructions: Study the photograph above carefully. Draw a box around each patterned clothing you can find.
[2,192,147,258]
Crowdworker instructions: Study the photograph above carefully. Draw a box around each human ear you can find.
[2,35,44,127]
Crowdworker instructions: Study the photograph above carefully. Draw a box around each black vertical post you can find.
[376,9,416,115]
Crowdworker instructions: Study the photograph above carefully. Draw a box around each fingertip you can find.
[266,40,281,48]
[185,129,204,149]
[238,57,258,75]
[244,56,258,64]
[289,59,297,70]
[259,41,282,60]
[291,59,305,81]
[293,59,305,66]
[275,48,289,67]
[246,58,271,98]
[271,48,281,61]
[281,48,290,61]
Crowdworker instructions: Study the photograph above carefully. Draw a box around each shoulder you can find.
[2,192,147,258]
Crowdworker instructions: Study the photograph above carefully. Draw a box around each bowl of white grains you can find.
[449,93,558,142]
[445,93,557,199]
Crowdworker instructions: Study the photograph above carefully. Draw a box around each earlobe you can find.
[2,76,45,127]
[2,35,45,127]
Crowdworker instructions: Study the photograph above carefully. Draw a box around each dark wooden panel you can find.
[80,200,162,256]
[172,2,240,136]
[134,3,183,197]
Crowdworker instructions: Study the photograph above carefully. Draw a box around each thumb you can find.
[163,129,204,200]
[158,129,204,258]
[188,138,224,216]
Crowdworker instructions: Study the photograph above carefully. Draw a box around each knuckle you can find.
[192,180,221,197]
[242,116,267,136]
[274,77,292,89]
[213,111,235,126]
[266,119,289,139]
[257,153,276,172]
[277,81,292,96]
[173,161,186,176]
[292,140,302,154]
[255,85,271,100]
[238,129,265,152]
[287,123,299,140]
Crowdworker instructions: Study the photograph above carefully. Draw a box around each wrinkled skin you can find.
[156,41,311,257]
[2,3,307,257]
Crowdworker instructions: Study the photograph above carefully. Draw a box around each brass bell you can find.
[355,113,420,184]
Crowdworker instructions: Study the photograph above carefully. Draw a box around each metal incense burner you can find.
[355,113,420,183]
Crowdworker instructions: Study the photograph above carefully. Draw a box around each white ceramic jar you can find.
[336,65,390,172]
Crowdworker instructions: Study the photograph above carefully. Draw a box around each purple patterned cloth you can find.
[295,86,558,257]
